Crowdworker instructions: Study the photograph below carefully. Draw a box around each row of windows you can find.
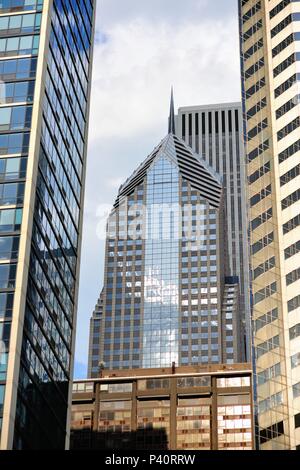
[271,13,294,38]
[290,323,300,340]
[0,1,43,14]
[283,212,300,234]
[251,207,272,231]
[0,12,41,34]
[276,94,300,119]
[280,163,300,186]
[253,256,276,280]
[274,73,300,98]
[245,57,264,80]
[282,188,300,210]
[286,266,300,286]
[249,161,270,184]
[248,118,268,140]
[273,52,300,78]
[270,0,294,19]
[251,232,274,255]
[243,19,262,42]
[0,57,37,81]
[0,105,32,132]
[244,37,263,60]
[250,184,271,207]
[243,1,261,24]
[255,308,278,332]
[279,137,300,163]
[254,282,277,305]
[259,392,283,414]
[245,77,265,99]
[285,239,300,260]
[0,34,39,57]
[277,116,300,141]
[0,157,27,181]
[287,294,300,312]
[248,139,269,162]
[272,31,300,58]
[256,335,280,359]
[247,97,267,119]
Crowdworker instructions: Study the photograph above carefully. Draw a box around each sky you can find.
[74,0,241,378]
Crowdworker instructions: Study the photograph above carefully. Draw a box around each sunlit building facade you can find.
[239,0,300,450]
[0,0,96,449]
[71,364,254,451]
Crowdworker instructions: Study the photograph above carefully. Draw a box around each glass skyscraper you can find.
[0,0,96,449]
[239,0,300,450]
[89,102,244,375]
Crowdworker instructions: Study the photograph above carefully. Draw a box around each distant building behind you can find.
[175,103,250,360]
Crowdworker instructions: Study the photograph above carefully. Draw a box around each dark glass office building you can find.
[0,0,96,449]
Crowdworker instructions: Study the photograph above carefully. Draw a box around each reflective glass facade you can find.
[89,132,236,374]
[0,0,95,450]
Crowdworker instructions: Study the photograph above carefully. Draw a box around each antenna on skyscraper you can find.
[168,87,176,134]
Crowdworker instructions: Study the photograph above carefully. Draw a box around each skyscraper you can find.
[239,0,300,450]
[89,99,244,376]
[0,0,96,449]
[175,103,250,361]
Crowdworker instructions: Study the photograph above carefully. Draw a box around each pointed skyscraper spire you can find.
[168,87,176,134]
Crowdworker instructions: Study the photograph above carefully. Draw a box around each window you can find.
[247,97,267,119]
[245,57,264,79]
[243,19,262,42]
[249,161,270,184]
[295,413,300,429]
[274,73,300,98]
[0,236,19,260]
[253,256,275,280]
[243,1,261,24]
[0,157,27,179]
[291,352,300,369]
[279,138,300,163]
[272,32,300,58]
[259,392,283,414]
[285,240,300,260]
[244,38,263,60]
[270,0,292,19]
[288,294,300,313]
[251,207,272,230]
[260,421,284,444]
[283,213,300,234]
[248,118,268,140]
[0,208,22,232]
[245,77,265,98]
[271,14,293,38]
[276,94,300,119]
[278,117,300,141]
[286,267,300,286]
[250,184,271,207]
[248,139,269,162]
[0,1,43,14]
[293,382,300,399]
[256,335,279,359]
[273,53,300,78]
[289,323,300,340]
[0,57,37,81]
[282,188,300,210]
[251,232,274,255]
[0,292,14,319]
[254,282,277,305]
[281,163,300,186]
[255,308,278,331]
[0,105,32,131]
[0,35,39,57]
